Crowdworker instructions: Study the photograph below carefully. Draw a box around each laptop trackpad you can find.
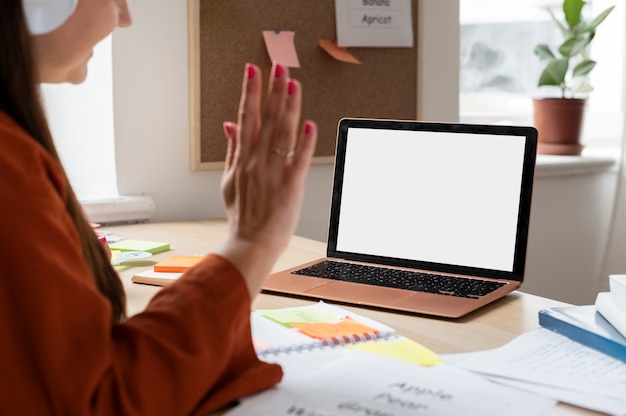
[306,281,415,306]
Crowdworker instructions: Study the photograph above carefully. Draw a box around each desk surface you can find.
[105,220,598,416]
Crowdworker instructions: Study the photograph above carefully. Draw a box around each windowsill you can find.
[534,153,619,178]
[535,148,620,178]
[80,195,155,225]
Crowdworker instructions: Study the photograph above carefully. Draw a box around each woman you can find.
[0,0,317,413]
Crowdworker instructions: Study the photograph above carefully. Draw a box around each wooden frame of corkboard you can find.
[188,0,418,171]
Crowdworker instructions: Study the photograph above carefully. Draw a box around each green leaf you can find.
[587,30,596,44]
[585,6,615,32]
[572,60,596,77]
[538,59,568,86]
[570,77,593,94]
[547,8,569,37]
[559,35,589,57]
[534,44,556,61]
[563,0,585,29]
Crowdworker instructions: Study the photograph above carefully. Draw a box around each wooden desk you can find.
[104,220,598,416]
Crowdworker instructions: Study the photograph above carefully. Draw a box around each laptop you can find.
[263,118,538,318]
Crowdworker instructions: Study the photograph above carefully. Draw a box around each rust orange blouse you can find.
[0,112,282,414]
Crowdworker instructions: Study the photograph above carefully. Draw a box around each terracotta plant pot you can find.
[532,98,586,155]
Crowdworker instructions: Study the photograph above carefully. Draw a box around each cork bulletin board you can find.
[188,0,419,171]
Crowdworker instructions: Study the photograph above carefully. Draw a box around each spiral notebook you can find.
[251,301,442,367]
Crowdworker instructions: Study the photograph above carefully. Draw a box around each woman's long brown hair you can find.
[0,2,126,322]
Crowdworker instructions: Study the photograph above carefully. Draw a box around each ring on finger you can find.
[270,145,295,158]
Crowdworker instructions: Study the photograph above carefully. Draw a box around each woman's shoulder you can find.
[0,112,28,136]
[0,112,66,198]
[0,112,47,155]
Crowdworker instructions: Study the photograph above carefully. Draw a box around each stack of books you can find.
[538,274,626,363]
[596,274,626,339]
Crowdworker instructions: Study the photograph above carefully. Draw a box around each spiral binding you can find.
[257,329,399,357]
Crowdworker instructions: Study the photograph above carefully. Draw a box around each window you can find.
[459,0,624,150]
[41,36,118,200]
[40,35,154,224]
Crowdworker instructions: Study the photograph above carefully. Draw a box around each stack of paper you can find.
[538,304,626,363]
[536,274,626,364]
[442,329,626,415]
[596,274,626,338]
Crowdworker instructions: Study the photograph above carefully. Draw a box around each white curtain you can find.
[598,113,626,292]
[41,36,117,200]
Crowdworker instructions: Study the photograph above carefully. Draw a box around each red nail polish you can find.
[304,121,313,136]
[246,64,256,79]
[274,63,284,78]
[288,79,296,96]
[223,122,233,138]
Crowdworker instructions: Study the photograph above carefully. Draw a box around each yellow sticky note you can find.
[262,30,300,68]
[347,337,444,366]
[319,39,361,64]
[260,308,341,326]
[108,239,170,254]
[290,317,377,339]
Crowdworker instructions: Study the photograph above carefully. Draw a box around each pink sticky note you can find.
[319,39,361,64]
[262,30,300,68]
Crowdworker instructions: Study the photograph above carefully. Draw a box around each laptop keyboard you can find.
[291,260,505,299]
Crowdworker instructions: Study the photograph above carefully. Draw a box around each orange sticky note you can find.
[252,338,271,353]
[153,255,203,273]
[290,316,377,339]
[262,30,300,68]
[319,39,361,64]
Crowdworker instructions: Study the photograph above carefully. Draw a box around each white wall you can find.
[113,0,224,224]
[524,161,618,304]
[112,0,622,305]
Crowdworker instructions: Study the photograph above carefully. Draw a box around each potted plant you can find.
[532,0,614,155]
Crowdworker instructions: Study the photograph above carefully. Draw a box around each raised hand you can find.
[217,63,317,297]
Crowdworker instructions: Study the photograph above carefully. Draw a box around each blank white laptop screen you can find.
[335,127,526,272]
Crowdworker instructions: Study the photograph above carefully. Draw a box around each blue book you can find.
[539,305,626,363]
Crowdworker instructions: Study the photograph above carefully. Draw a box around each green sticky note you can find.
[108,239,170,254]
[260,308,342,326]
[347,337,444,367]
